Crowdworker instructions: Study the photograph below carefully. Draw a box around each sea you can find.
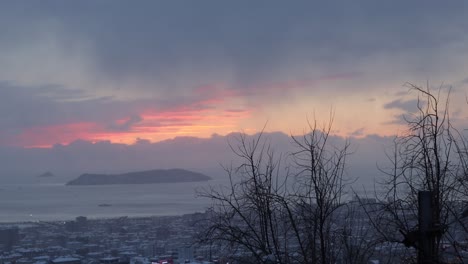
[0,180,222,223]
[0,174,377,223]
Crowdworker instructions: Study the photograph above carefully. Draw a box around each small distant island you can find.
[37,171,55,178]
[66,168,211,186]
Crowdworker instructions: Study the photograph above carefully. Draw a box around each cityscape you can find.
[1,1,468,264]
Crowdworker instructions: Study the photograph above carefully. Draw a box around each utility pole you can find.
[403,191,442,263]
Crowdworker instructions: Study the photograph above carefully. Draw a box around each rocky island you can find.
[66,168,211,185]
[37,171,55,177]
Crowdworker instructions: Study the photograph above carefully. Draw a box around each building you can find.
[51,257,82,264]
[0,227,19,251]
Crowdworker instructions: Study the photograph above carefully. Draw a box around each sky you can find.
[0,1,468,180]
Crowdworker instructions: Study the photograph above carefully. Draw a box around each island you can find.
[37,171,55,178]
[66,168,211,186]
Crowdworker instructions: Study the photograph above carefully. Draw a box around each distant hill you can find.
[37,171,55,177]
[66,169,211,186]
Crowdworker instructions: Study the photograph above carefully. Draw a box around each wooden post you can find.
[418,191,434,264]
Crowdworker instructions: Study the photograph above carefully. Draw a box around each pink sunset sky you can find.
[0,1,468,149]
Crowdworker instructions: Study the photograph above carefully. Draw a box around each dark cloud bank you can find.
[1,1,467,91]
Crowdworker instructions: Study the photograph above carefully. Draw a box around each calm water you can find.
[0,177,378,223]
[0,181,219,223]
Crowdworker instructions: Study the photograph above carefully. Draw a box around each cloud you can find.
[0,1,467,147]
[107,115,143,132]
[0,84,148,139]
[383,99,419,113]
[0,81,258,147]
[349,128,366,137]
[1,1,467,97]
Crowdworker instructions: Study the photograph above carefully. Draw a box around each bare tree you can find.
[198,117,353,264]
[368,83,468,263]
[289,117,350,264]
[197,83,468,263]
[198,131,289,263]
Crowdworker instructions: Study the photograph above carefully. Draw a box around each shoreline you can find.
[0,211,207,227]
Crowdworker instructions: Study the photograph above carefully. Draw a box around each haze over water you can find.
[0,181,216,223]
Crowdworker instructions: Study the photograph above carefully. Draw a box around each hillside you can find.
[66,169,211,185]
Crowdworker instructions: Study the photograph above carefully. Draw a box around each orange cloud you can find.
[9,76,368,148]
[12,99,252,148]
[14,122,103,148]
